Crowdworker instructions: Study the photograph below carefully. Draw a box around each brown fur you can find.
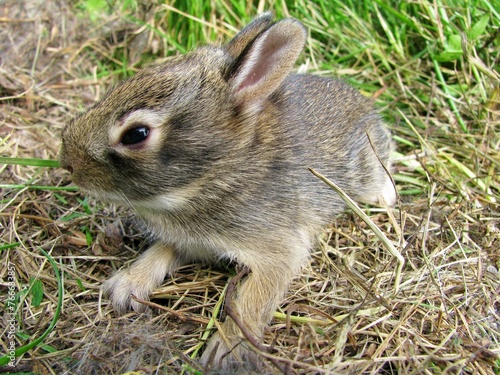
[60,13,396,371]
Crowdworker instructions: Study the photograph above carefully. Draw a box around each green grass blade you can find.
[0,157,60,168]
[0,184,78,192]
[431,57,468,133]
[0,242,21,251]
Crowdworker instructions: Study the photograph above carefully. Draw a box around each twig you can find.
[309,168,405,295]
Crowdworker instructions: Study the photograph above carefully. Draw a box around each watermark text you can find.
[5,261,18,366]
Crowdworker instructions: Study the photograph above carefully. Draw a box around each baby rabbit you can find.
[60,12,395,371]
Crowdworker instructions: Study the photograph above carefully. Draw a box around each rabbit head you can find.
[60,13,307,208]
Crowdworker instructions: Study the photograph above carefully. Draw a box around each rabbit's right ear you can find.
[226,18,307,107]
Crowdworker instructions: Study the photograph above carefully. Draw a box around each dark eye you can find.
[121,126,150,145]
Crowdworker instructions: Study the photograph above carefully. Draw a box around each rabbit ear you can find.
[226,12,274,59]
[228,19,307,106]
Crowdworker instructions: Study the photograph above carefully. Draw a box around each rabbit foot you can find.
[200,331,262,372]
[102,242,179,314]
[102,268,157,314]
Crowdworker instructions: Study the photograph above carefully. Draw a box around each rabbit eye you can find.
[121,126,150,145]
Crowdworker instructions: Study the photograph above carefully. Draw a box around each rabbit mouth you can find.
[73,179,202,213]
[66,171,130,205]
[75,184,126,204]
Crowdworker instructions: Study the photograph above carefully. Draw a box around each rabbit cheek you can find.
[105,151,158,199]
[157,148,212,186]
[155,132,222,189]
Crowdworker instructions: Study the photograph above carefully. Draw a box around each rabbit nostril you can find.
[62,164,73,174]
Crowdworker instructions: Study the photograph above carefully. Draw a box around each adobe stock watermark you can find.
[5,261,18,366]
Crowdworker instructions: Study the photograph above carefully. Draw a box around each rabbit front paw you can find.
[102,268,158,314]
[102,243,179,314]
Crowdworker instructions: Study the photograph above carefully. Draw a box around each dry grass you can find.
[1,0,499,374]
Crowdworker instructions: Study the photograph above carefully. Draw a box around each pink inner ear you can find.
[235,35,287,94]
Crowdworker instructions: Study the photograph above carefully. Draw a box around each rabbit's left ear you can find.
[226,12,274,59]
[227,19,307,106]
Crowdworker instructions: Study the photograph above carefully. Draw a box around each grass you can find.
[0,248,63,367]
[1,0,499,374]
